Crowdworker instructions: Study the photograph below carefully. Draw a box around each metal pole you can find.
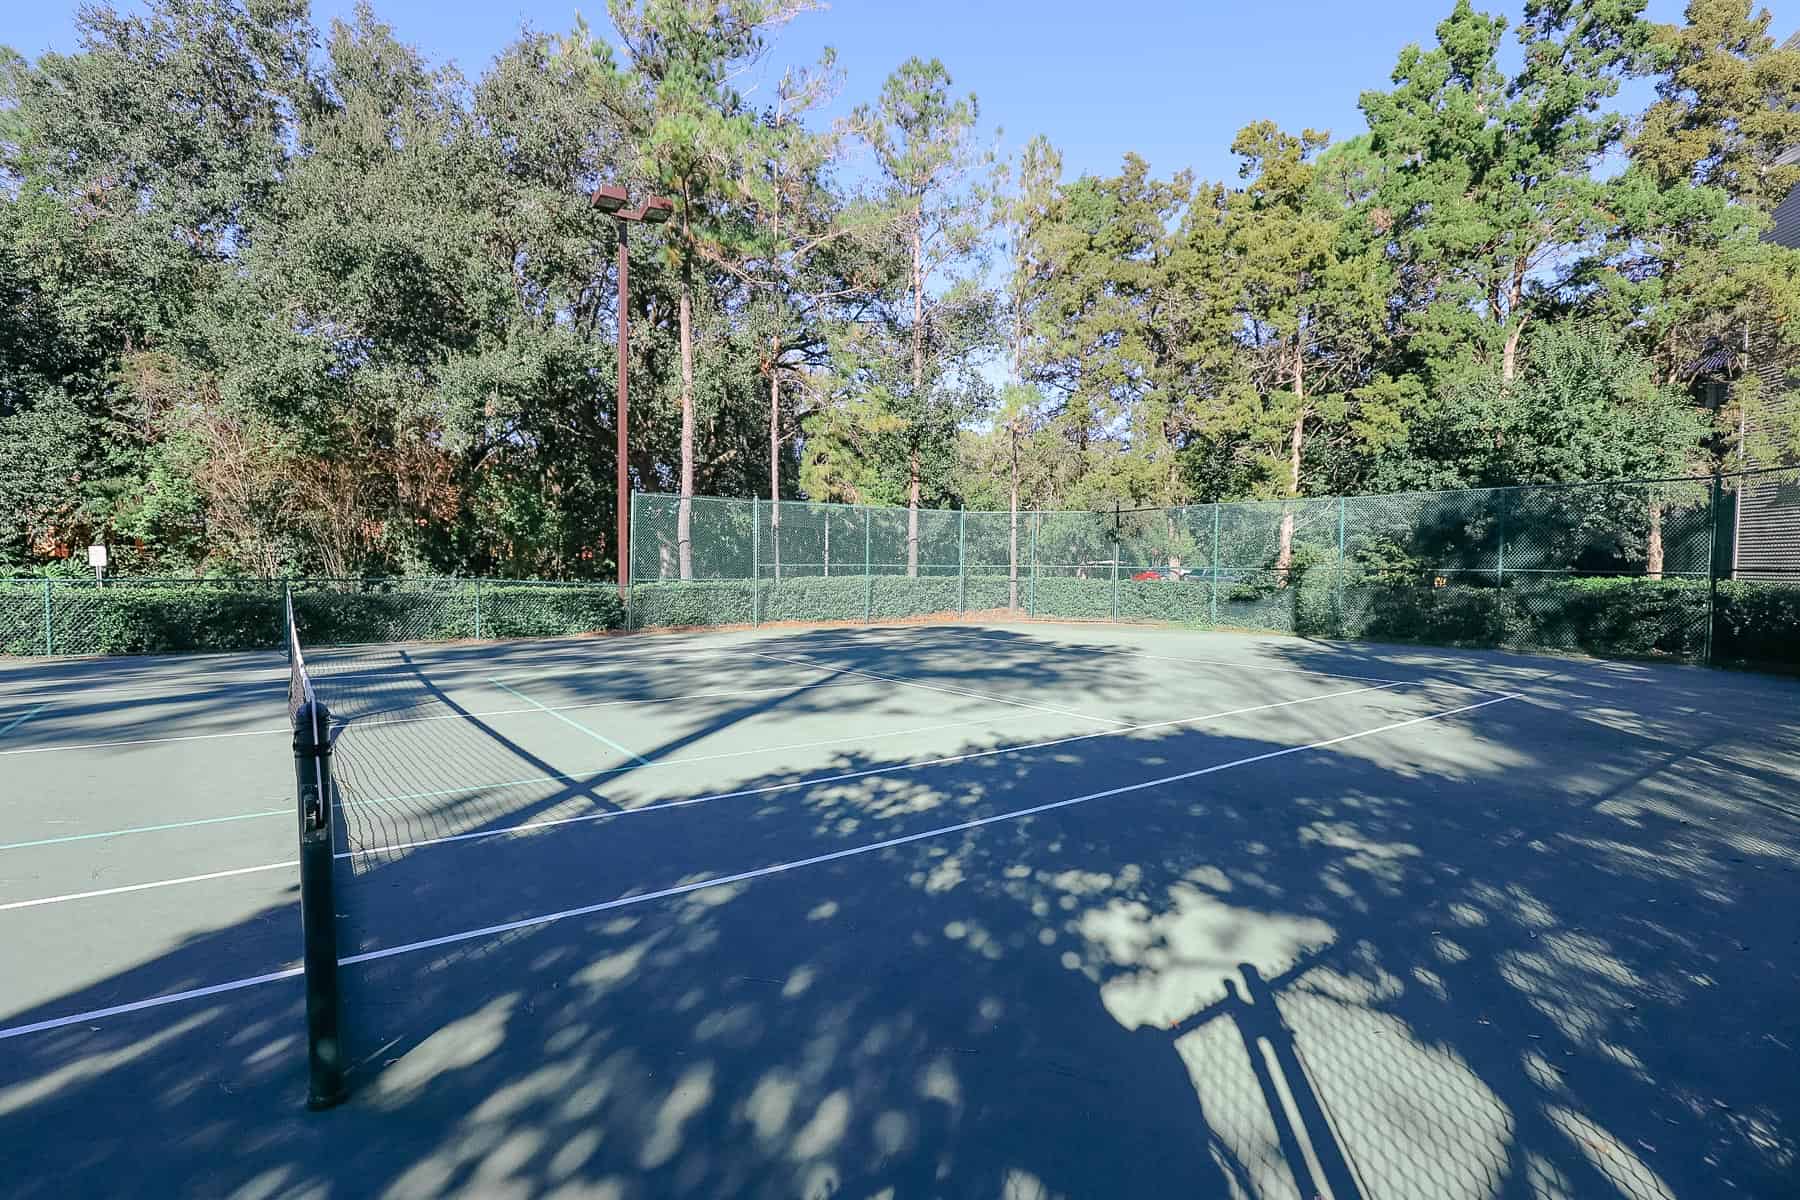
[615,222,630,604]
[1497,493,1507,585]
[1210,504,1221,626]
[1028,511,1039,617]
[1336,495,1346,636]
[1111,503,1120,622]
[42,579,53,655]
[473,580,483,640]
[628,490,639,630]
[752,496,761,626]
[958,510,967,615]
[863,506,872,623]
[1706,472,1721,665]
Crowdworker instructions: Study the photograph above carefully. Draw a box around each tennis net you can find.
[287,591,346,1109]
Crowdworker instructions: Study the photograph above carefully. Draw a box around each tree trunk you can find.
[1500,265,1527,384]
[1276,339,1304,577]
[1646,500,1664,580]
[1501,320,1526,386]
[677,256,695,580]
[1008,423,1020,610]
[769,349,781,582]
[908,211,924,579]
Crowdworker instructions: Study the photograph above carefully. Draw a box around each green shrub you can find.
[478,586,623,639]
[0,579,625,657]
[1030,575,1114,620]
[1513,576,1707,659]
[1347,581,1518,648]
[1339,575,1710,659]
[1715,580,1800,669]
[293,589,476,646]
[630,580,756,629]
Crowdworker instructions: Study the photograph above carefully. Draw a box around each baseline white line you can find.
[0,678,284,707]
[747,648,1133,728]
[342,673,869,729]
[918,625,1502,692]
[0,724,296,756]
[0,665,863,757]
[0,693,1519,1040]
[0,967,304,1040]
[0,861,295,912]
[346,683,1401,857]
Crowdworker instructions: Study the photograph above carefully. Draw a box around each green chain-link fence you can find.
[630,468,1800,669]
[5,469,1795,668]
[0,577,623,657]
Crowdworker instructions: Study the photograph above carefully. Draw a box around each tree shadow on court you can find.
[3,632,1799,1198]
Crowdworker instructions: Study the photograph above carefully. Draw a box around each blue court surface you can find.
[2,621,1798,1198]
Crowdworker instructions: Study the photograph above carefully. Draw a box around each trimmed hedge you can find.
[6,569,1793,671]
[0,581,623,657]
[1716,580,1800,669]
[0,586,285,656]
[630,570,1800,669]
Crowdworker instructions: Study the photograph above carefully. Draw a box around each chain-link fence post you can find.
[1210,504,1221,626]
[957,510,967,615]
[472,579,483,640]
[627,490,640,630]
[41,579,53,655]
[1028,511,1039,617]
[1336,495,1347,636]
[751,497,761,626]
[1110,502,1121,621]
[1497,495,1507,585]
[863,505,873,623]
[1706,472,1721,665]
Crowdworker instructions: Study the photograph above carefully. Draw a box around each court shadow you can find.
[3,634,1798,1199]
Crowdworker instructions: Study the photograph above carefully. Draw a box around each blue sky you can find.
[7,0,1698,184]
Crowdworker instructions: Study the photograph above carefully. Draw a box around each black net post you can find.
[293,697,346,1110]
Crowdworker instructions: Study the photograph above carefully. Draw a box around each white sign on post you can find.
[87,544,108,568]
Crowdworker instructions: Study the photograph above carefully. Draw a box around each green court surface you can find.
[2,621,1798,1198]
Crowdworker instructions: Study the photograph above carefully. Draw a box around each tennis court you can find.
[3,620,1798,1198]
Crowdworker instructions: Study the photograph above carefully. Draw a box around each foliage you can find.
[2,0,1799,595]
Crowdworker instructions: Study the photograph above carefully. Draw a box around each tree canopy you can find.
[3,0,1796,578]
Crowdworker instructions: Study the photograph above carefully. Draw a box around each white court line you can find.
[0,677,283,707]
[0,861,296,912]
[0,708,1049,852]
[0,693,1520,1041]
[748,648,1134,729]
[0,966,305,1040]
[340,708,1048,811]
[342,670,869,726]
[913,625,1502,692]
[2,682,1396,907]
[346,682,1401,857]
[488,680,651,765]
[0,664,864,757]
[0,703,47,737]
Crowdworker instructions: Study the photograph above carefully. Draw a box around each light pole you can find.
[591,185,673,600]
